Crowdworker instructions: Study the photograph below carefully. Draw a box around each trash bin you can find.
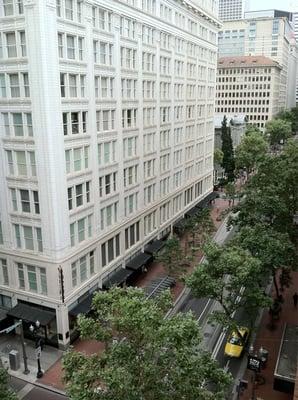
[9,350,20,371]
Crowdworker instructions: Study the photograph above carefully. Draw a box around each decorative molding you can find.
[24,0,36,8]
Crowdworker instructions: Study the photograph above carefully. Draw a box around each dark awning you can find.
[102,268,133,289]
[126,253,153,271]
[185,206,201,218]
[173,218,185,234]
[7,303,55,326]
[196,191,218,208]
[0,308,7,322]
[69,294,95,317]
[144,239,165,255]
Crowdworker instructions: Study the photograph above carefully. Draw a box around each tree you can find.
[186,242,270,340]
[0,368,18,400]
[234,129,268,175]
[232,142,298,240]
[265,119,292,147]
[233,224,295,298]
[277,107,298,133]
[214,148,224,166]
[187,209,215,256]
[221,116,235,181]
[156,236,186,280]
[225,182,236,206]
[63,288,231,400]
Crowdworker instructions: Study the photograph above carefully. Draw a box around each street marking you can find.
[197,299,211,323]
[212,330,226,359]
[18,383,34,399]
[224,359,230,372]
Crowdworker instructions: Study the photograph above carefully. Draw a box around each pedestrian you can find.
[293,292,298,307]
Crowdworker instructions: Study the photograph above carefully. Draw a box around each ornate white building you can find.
[0,0,219,348]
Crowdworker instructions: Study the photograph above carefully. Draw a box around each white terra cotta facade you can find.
[0,0,219,348]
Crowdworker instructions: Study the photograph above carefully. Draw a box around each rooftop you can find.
[218,56,281,68]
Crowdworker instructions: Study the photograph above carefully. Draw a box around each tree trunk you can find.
[273,273,280,298]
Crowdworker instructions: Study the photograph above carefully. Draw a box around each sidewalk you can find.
[0,333,62,384]
[240,271,298,400]
[39,196,232,392]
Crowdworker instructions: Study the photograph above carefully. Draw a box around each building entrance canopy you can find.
[7,303,55,326]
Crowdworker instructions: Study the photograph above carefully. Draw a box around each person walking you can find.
[293,292,298,307]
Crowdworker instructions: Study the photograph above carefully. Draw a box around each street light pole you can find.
[29,320,43,378]
[19,319,30,375]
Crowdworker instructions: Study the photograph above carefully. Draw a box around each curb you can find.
[8,372,67,398]
[34,381,67,397]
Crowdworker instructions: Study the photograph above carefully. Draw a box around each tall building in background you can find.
[216,56,282,128]
[0,0,219,348]
[218,0,248,21]
[218,12,298,111]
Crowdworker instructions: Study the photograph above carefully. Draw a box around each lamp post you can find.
[29,320,43,378]
[19,319,30,375]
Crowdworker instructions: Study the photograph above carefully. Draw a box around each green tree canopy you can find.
[0,368,17,400]
[221,116,235,181]
[276,107,298,133]
[186,242,270,337]
[63,288,231,400]
[234,129,268,174]
[225,182,236,205]
[233,224,296,297]
[214,148,224,166]
[232,141,298,239]
[185,209,215,256]
[156,236,185,280]
[265,119,292,146]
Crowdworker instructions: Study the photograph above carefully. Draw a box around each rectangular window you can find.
[74,148,81,171]
[16,151,27,176]
[40,267,47,294]
[11,189,17,211]
[66,35,75,59]
[124,221,140,249]
[9,73,20,97]
[27,265,37,292]
[79,256,87,282]
[18,263,25,289]
[23,225,34,250]
[0,259,9,286]
[70,223,75,246]
[12,113,23,136]
[19,31,26,56]
[71,262,77,287]
[101,234,120,267]
[36,227,43,252]
[77,218,85,242]
[65,0,74,20]
[20,189,30,212]
[22,73,29,97]
[6,32,17,57]
[33,191,39,214]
